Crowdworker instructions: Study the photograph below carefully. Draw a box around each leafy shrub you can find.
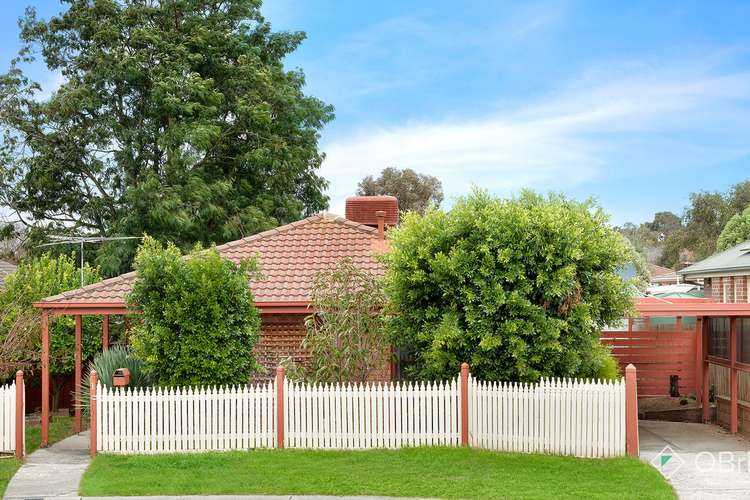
[0,253,101,409]
[303,258,389,383]
[128,236,261,386]
[385,189,633,382]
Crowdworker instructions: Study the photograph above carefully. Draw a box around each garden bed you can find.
[80,447,675,499]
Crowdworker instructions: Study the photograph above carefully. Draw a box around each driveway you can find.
[640,420,750,499]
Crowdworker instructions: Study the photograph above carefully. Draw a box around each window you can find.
[740,319,750,364]
[708,317,730,359]
[723,279,730,304]
[682,316,697,331]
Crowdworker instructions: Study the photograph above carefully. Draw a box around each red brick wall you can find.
[736,276,748,303]
[255,313,391,383]
[707,275,750,304]
[714,277,723,302]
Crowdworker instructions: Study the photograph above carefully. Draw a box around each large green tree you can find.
[0,0,333,275]
[357,167,443,214]
[659,181,750,267]
[385,190,630,382]
[717,207,750,251]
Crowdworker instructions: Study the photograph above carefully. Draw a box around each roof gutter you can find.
[679,265,750,277]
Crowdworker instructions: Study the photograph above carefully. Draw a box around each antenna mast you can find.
[36,235,142,287]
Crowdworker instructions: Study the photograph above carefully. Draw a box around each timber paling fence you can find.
[91,364,639,458]
[0,371,25,458]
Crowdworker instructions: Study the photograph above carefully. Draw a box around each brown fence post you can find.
[15,370,23,459]
[625,364,639,457]
[460,362,469,447]
[89,370,97,457]
[276,367,285,449]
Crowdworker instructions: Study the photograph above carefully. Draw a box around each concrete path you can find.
[3,431,90,500]
[640,420,750,499]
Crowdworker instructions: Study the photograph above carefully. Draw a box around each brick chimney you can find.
[345,196,399,232]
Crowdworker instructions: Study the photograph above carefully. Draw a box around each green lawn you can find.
[0,416,75,497]
[80,447,675,500]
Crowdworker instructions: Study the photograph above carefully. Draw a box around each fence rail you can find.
[0,372,24,458]
[93,365,637,459]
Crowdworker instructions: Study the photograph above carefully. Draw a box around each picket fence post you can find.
[90,370,97,457]
[276,367,285,449]
[625,364,639,457]
[14,370,23,459]
[460,363,469,447]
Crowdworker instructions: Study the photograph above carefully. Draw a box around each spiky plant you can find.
[78,346,152,413]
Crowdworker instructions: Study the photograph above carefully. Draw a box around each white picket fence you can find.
[285,379,460,448]
[96,383,276,453]
[469,377,625,458]
[95,376,626,458]
[0,381,20,454]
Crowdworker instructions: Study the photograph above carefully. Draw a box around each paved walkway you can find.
[640,420,750,499]
[3,431,90,500]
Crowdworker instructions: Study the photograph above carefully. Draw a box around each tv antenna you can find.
[36,235,143,287]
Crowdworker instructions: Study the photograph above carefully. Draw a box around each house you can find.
[678,239,750,303]
[34,195,399,380]
[603,240,750,437]
[648,263,679,287]
[0,259,16,288]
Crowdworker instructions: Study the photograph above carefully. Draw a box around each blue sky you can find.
[3,1,750,225]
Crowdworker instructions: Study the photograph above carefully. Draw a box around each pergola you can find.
[634,296,750,432]
[32,300,129,447]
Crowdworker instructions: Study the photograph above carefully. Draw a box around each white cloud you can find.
[321,57,750,215]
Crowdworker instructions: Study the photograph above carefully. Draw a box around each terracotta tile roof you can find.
[37,214,387,307]
[648,264,675,277]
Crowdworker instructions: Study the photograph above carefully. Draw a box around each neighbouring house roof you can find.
[646,283,703,297]
[0,260,16,288]
[35,214,388,310]
[648,263,679,285]
[678,240,750,278]
[649,263,675,277]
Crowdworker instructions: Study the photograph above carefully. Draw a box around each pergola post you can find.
[694,317,703,398]
[701,316,711,423]
[74,315,82,433]
[41,311,49,448]
[102,314,109,351]
[730,317,738,433]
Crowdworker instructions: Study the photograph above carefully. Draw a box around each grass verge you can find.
[0,416,75,497]
[80,447,675,500]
